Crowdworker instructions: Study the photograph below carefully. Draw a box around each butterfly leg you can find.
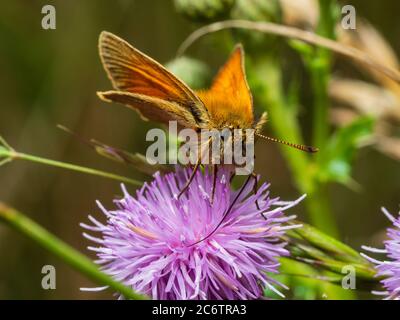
[210,164,218,205]
[251,172,264,219]
[229,171,235,184]
[178,158,201,198]
[187,173,252,246]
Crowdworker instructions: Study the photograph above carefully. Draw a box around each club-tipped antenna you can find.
[256,133,319,153]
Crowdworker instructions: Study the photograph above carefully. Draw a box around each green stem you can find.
[2,149,142,187]
[310,0,336,150]
[252,56,339,237]
[304,185,338,236]
[0,202,148,299]
[310,62,330,148]
[300,0,338,237]
[251,58,312,193]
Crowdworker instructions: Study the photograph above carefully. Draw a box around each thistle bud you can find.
[174,0,235,22]
[230,0,281,51]
[232,0,280,22]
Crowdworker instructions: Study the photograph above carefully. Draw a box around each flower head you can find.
[81,167,303,299]
[362,207,400,300]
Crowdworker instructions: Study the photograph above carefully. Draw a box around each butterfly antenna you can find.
[187,174,252,247]
[256,133,318,153]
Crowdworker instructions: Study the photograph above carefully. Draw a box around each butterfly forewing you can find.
[98,31,209,128]
[197,45,254,127]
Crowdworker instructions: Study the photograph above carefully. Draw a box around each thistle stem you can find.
[310,63,330,149]
[2,148,142,187]
[0,202,148,300]
[302,0,338,237]
[311,0,335,150]
[252,56,339,237]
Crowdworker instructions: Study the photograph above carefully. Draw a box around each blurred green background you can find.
[0,0,399,299]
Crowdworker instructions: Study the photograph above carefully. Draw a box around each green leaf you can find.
[277,258,321,300]
[0,146,8,158]
[289,222,365,264]
[318,116,374,185]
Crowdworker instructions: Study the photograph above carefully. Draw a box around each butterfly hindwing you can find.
[98,91,203,128]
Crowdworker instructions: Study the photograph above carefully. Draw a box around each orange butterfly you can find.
[97,31,317,244]
[97,31,317,197]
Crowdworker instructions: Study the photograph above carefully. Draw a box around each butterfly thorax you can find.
[196,90,254,130]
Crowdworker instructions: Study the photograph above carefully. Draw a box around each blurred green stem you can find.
[0,202,148,300]
[310,61,330,148]
[305,0,338,236]
[0,146,142,186]
[252,58,311,192]
[311,0,335,149]
[252,57,338,236]
[304,186,338,237]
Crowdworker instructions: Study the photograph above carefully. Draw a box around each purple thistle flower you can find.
[81,167,304,300]
[362,207,400,300]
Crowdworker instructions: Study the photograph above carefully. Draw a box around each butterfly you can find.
[97,31,316,182]
[97,31,317,243]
